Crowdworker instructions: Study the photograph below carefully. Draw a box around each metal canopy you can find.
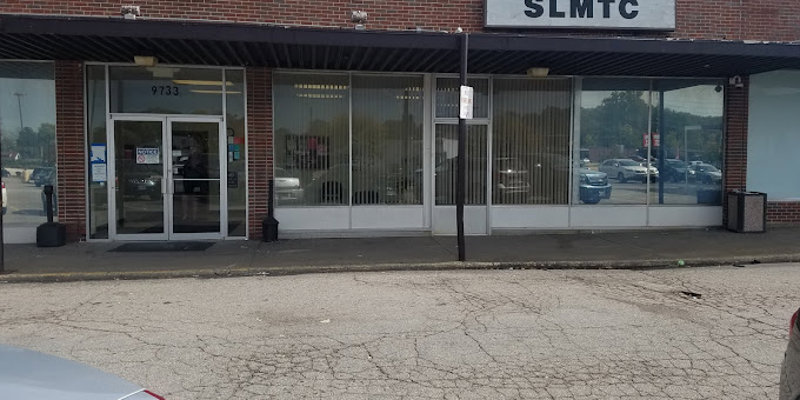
[2,14,800,77]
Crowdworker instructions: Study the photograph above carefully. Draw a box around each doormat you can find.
[110,242,215,252]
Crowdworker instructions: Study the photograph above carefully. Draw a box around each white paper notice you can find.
[92,163,107,182]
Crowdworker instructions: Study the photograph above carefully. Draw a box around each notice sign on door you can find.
[136,147,160,164]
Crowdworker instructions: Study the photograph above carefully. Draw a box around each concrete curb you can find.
[2,253,800,283]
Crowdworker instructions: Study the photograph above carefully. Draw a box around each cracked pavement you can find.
[0,263,797,399]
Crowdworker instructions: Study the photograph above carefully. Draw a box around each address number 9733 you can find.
[152,85,179,96]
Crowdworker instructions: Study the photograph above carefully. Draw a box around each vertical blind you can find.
[352,75,424,205]
[435,125,488,205]
[273,73,350,206]
[492,78,572,205]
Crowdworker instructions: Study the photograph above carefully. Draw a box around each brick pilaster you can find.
[54,60,86,241]
[246,67,272,239]
[722,77,748,226]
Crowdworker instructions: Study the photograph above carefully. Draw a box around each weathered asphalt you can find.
[0,265,796,399]
[1,226,799,282]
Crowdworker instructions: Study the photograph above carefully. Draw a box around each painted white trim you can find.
[492,206,570,229]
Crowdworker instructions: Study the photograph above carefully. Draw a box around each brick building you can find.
[1,1,799,242]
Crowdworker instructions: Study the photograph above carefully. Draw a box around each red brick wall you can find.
[766,202,800,223]
[54,60,86,241]
[722,76,748,227]
[246,67,272,239]
[2,1,799,42]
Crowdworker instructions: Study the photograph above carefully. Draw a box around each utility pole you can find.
[0,98,5,273]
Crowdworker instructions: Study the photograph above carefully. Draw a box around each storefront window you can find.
[0,61,57,234]
[492,78,572,205]
[577,78,723,206]
[109,66,223,115]
[274,73,350,206]
[87,65,108,238]
[225,70,246,236]
[578,79,652,205]
[652,80,724,205]
[352,75,423,205]
[274,73,424,208]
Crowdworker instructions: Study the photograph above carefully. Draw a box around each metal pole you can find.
[14,93,24,133]
[456,33,468,262]
[0,103,4,273]
[658,90,665,204]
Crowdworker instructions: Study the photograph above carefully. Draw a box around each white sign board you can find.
[136,147,160,164]
[459,85,474,120]
[91,163,107,183]
[485,0,675,30]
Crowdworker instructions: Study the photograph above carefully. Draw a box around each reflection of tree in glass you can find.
[581,91,649,154]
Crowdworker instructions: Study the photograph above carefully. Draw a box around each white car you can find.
[599,158,659,183]
[0,344,166,399]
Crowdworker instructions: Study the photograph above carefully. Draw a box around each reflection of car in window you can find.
[578,168,612,204]
[599,158,658,183]
[660,159,692,182]
[274,167,304,205]
[493,157,530,201]
[689,163,722,184]
[306,163,401,205]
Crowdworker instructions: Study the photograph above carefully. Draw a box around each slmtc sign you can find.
[485,0,675,30]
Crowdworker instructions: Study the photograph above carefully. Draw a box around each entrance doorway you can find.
[109,116,225,240]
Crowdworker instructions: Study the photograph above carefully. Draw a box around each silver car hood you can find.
[0,344,144,400]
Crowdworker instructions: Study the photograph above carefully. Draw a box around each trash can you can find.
[727,191,766,233]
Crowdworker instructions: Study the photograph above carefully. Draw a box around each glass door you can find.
[168,119,223,239]
[432,124,489,235]
[111,119,167,240]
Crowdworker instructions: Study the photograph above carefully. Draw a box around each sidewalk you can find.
[1,227,799,282]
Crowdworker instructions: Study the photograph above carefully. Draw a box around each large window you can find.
[0,62,57,233]
[577,78,723,206]
[274,72,424,207]
[492,78,572,205]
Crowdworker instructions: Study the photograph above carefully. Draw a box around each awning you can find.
[2,14,800,77]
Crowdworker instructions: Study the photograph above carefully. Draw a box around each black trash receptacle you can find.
[727,191,767,233]
[262,215,279,242]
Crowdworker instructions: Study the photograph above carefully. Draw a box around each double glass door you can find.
[110,116,224,240]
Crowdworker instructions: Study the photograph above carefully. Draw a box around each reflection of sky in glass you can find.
[582,84,723,118]
[0,78,56,139]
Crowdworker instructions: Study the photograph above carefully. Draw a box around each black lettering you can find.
[524,0,544,18]
[619,0,638,19]
[549,0,565,17]
[570,0,592,18]
[597,0,615,18]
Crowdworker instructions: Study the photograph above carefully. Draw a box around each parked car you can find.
[599,158,658,183]
[689,163,722,184]
[0,343,166,399]
[578,168,612,204]
[780,307,800,400]
[274,167,304,205]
